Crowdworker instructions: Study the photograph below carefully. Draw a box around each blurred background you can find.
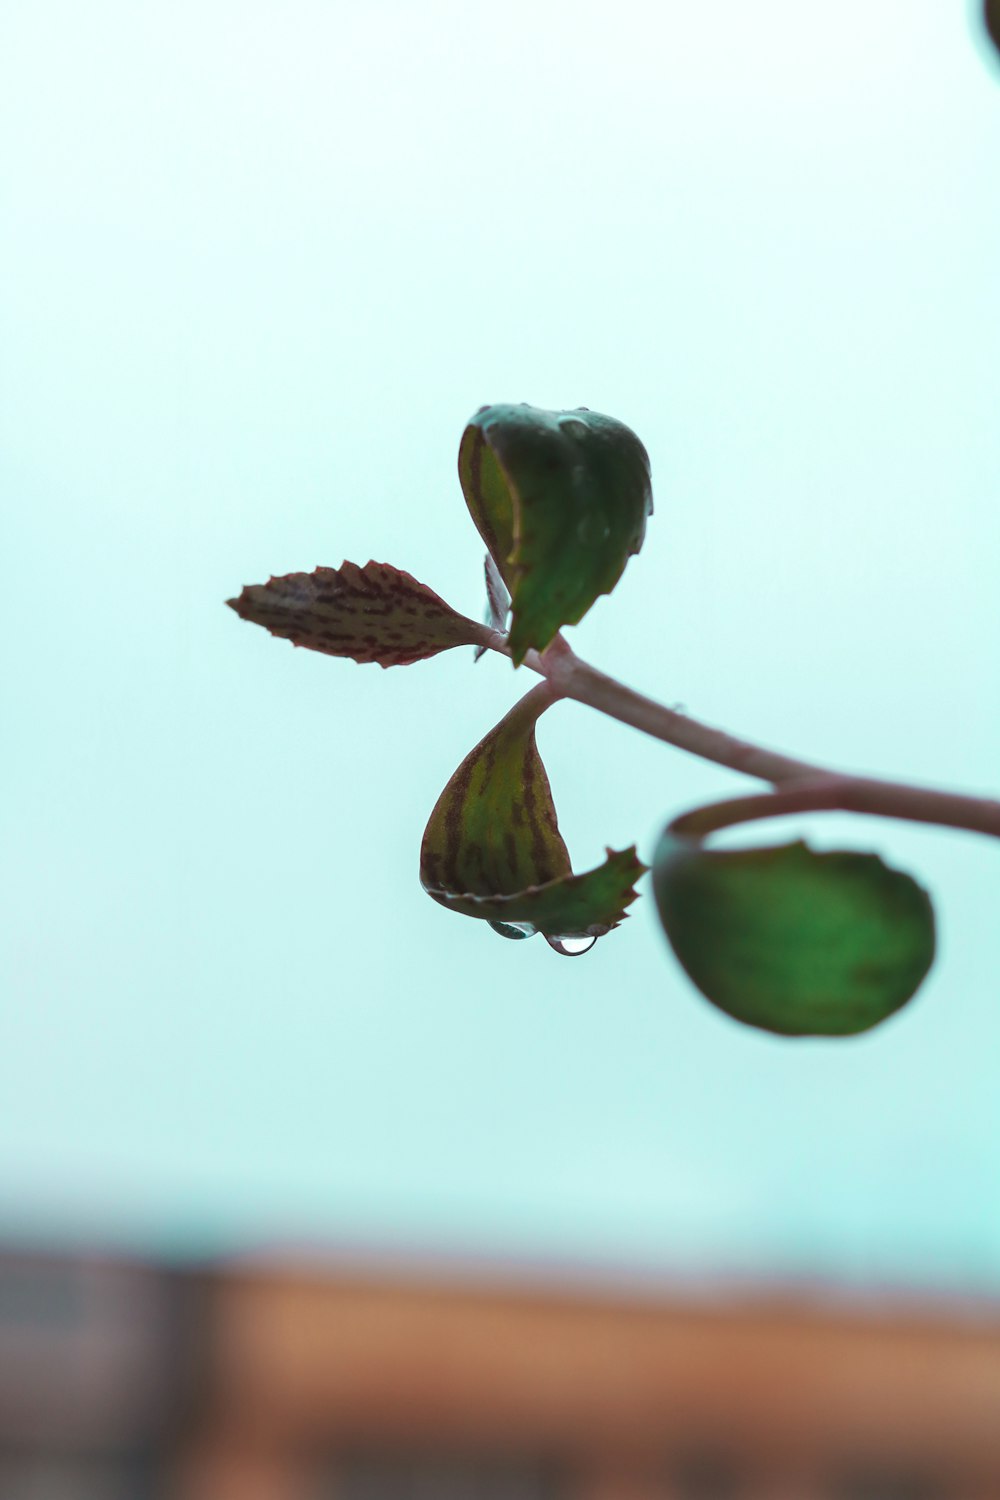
[1,2,999,1495]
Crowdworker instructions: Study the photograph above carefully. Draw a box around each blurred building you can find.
[1,1248,999,1500]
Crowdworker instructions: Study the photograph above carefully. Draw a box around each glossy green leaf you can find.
[420,685,645,941]
[653,834,935,1036]
[458,404,653,664]
[227,561,488,667]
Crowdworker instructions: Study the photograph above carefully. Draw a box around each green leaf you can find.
[420,684,645,942]
[227,561,488,667]
[653,834,935,1036]
[458,404,653,664]
[986,0,999,56]
[429,848,646,939]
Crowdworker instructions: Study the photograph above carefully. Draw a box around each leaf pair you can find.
[228,403,652,669]
[228,403,651,952]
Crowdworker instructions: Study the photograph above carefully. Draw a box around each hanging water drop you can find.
[545,933,599,956]
[489,920,537,941]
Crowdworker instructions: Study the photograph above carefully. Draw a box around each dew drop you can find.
[545,933,599,956]
[558,416,589,441]
[489,920,536,941]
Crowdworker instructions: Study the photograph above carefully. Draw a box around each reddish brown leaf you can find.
[227,561,490,667]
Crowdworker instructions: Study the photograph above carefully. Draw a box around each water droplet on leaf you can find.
[545,934,598,956]
[489,920,536,941]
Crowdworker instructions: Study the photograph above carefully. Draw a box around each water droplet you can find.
[489,920,536,941]
[558,416,589,441]
[545,933,598,956]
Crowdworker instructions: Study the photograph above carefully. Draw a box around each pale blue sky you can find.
[2,1,999,1290]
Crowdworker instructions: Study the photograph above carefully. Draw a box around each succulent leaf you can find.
[459,404,653,664]
[421,684,645,941]
[653,833,936,1036]
[227,561,487,667]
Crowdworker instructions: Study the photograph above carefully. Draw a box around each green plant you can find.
[228,404,999,1037]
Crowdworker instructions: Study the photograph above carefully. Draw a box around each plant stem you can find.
[563,655,825,783]
[497,633,827,781]
[669,778,1000,842]
[484,632,1000,842]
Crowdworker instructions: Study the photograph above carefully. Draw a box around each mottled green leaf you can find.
[430,847,646,939]
[653,834,935,1036]
[420,684,645,941]
[458,404,653,664]
[227,561,488,667]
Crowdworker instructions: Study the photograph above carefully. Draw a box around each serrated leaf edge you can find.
[423,845,648,937]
